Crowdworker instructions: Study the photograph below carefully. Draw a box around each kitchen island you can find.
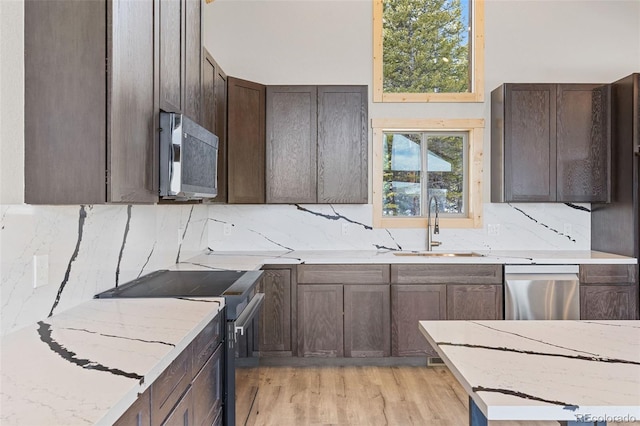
[419,320,640,425]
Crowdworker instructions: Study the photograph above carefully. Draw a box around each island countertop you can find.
[0,297,224,426]
[173,249,637,272]
[419,320,640,422]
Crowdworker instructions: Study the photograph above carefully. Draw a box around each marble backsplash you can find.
[207,203,590,252]
[1,201,590,336]
[0,204,209,335]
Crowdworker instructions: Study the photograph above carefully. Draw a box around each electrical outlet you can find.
[487,224,500,236]
[223,223,232,236]
[563,223,572,236]
[33,254,49,288]
[341,223,350,236]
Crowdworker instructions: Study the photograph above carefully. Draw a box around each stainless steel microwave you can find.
[159,112,218,200]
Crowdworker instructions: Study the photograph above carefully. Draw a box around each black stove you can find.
[95,269,263,320]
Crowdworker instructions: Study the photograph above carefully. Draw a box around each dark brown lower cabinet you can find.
[161,387,193,426]
[344,285,390,357]
[580,285,638,320]
[114,388,151,426]
[579,264,639,320]
[391,285,446,357]
[117,312,224,426]
[297,284,344,357]
[259,267,295,356]
[447,284,504,320]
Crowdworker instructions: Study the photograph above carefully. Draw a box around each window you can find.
[372,119,484,228]
[373,0,484,103]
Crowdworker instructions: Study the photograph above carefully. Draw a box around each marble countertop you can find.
[174,249,637,271]
[0,297,225,426]
[419,320,640,422]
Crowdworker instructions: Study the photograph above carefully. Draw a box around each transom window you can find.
[372,119,484,228]
[373,0,485,103]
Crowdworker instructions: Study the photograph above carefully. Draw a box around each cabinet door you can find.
[151,348,192,426]
[184,0,201,122]
[25,0,107,204]
[344,285,390,357]
[317,86,368,203]
[503,84,557,202]
[297,285,343,357]
[159,0,185,113]
[108,0,157,203]
[391,285,446,357]
[447,284,503,320]
[266,86,318,203]
[227,77,266,203]
[580,285,638,320]
[556,84,610,202]
[202,50,228,203]
[259,269,293,354]
[192,345,222,426]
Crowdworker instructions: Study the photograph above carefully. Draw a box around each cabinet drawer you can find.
[151,347,193,426]
[159,386,193,426]
[297,264,390,284]
[579,264,638,284]
[114,388,151,426]
[391,264,502,284]
[192,344,223,426]
[192,311,223,377]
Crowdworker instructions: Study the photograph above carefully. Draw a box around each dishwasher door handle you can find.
[234,293,265,336]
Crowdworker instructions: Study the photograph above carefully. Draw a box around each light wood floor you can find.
[240,365,638,426]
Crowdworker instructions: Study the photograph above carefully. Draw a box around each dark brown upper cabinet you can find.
[202,49,228,203]
[265,85,368,204]
[227,77,267,204]
[159,0,201,123]
[266,86,318,203]
[25,0,157,204]
[491,83,610,203]
[317,86,368,203]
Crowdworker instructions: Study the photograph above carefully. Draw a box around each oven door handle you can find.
[234,293,265,336]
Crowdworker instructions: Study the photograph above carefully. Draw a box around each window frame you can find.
[372,118,484,229]
[372,0,485,103]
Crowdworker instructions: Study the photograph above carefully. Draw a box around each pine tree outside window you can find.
[373,0,485,102]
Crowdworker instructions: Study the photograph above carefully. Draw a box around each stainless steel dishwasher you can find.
[504,265,580,320]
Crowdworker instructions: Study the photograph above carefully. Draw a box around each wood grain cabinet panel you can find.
[447,284,503,320]
[202,49,228,203]
[151,347,192,426]
[192,345,222,426]
[160,386,193,426]
[344,285,390,357]
[317,86,368,203]
[266,86,318,203]
[114,388,151,426]
[391,264,502,284]
[491,83,610,203]
[580,284,638,320]
[184,0,201,122]
[159,0,185,114]
[297,284,344,357]
[556,84,610,202]
[297,264,390,284]
[579,264,638,320]
[25,0,157,204]
[227,77,266,204]
[259,268,294,355]
[391,285,446,357]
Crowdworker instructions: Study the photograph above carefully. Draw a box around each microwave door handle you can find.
[234,293,265,336]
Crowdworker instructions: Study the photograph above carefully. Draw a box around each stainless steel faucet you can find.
[426,196,441,251]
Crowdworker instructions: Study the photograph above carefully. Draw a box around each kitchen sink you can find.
[392,251,484,257]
